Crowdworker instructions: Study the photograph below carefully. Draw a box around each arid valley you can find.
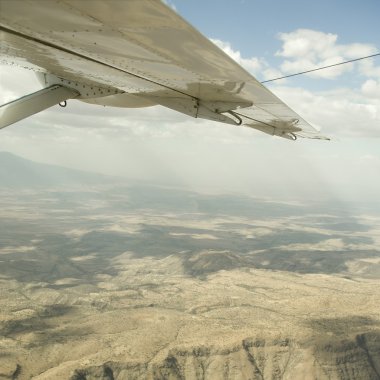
[1,153,380,379]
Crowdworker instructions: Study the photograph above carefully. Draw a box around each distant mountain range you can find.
[0,151,114,188]
[0,152,310,218]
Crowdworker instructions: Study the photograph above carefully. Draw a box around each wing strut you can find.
[0,85,79,129]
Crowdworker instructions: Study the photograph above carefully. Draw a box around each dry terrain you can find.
[0,184,379,379]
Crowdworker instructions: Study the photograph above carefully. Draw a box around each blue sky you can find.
[0,0,379,203]
[174,0,379,50]
[174,0,380,45]
[172,0,380,88]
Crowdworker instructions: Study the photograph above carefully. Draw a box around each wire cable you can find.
[261,53,380,83]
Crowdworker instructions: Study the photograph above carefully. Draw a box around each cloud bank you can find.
[276,29,379,79]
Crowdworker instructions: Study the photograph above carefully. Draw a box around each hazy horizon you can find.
[1,0,379,204]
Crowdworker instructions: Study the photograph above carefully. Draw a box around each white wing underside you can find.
[0,0,328,140]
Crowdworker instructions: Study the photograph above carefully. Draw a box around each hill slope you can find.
[0,151,113,188]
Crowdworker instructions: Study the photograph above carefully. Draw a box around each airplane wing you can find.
[0,0,328,140]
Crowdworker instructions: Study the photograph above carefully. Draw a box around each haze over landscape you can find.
[1,0,380,378]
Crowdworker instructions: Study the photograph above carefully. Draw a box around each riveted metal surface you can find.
[39,73,122,99]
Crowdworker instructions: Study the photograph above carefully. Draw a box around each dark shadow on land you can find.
[308,327,380,379]
[178,248,380,279]
[248,249,380,277]
[307,317,380,377]
[0,305,91,348]
[1,221,379,283]
[1,168,379,283]
[0,230,134,284]
[307,316,380,337]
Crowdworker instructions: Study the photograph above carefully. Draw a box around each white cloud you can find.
[271,85,380,138]
[280,57,354,79]
[0,65,41,104]
[210,39,285,82]
[161,0,177,11]
[278,29,338,59]
[276,29,379,79]
[211,31,380,83]
[361,79,380,99]
[359,154,380,170]
[210,39,264,75]
[359,59,380,79]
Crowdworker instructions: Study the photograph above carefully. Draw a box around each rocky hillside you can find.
[69,334,380,380]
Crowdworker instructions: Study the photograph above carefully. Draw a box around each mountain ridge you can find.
[0,151,117,188]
